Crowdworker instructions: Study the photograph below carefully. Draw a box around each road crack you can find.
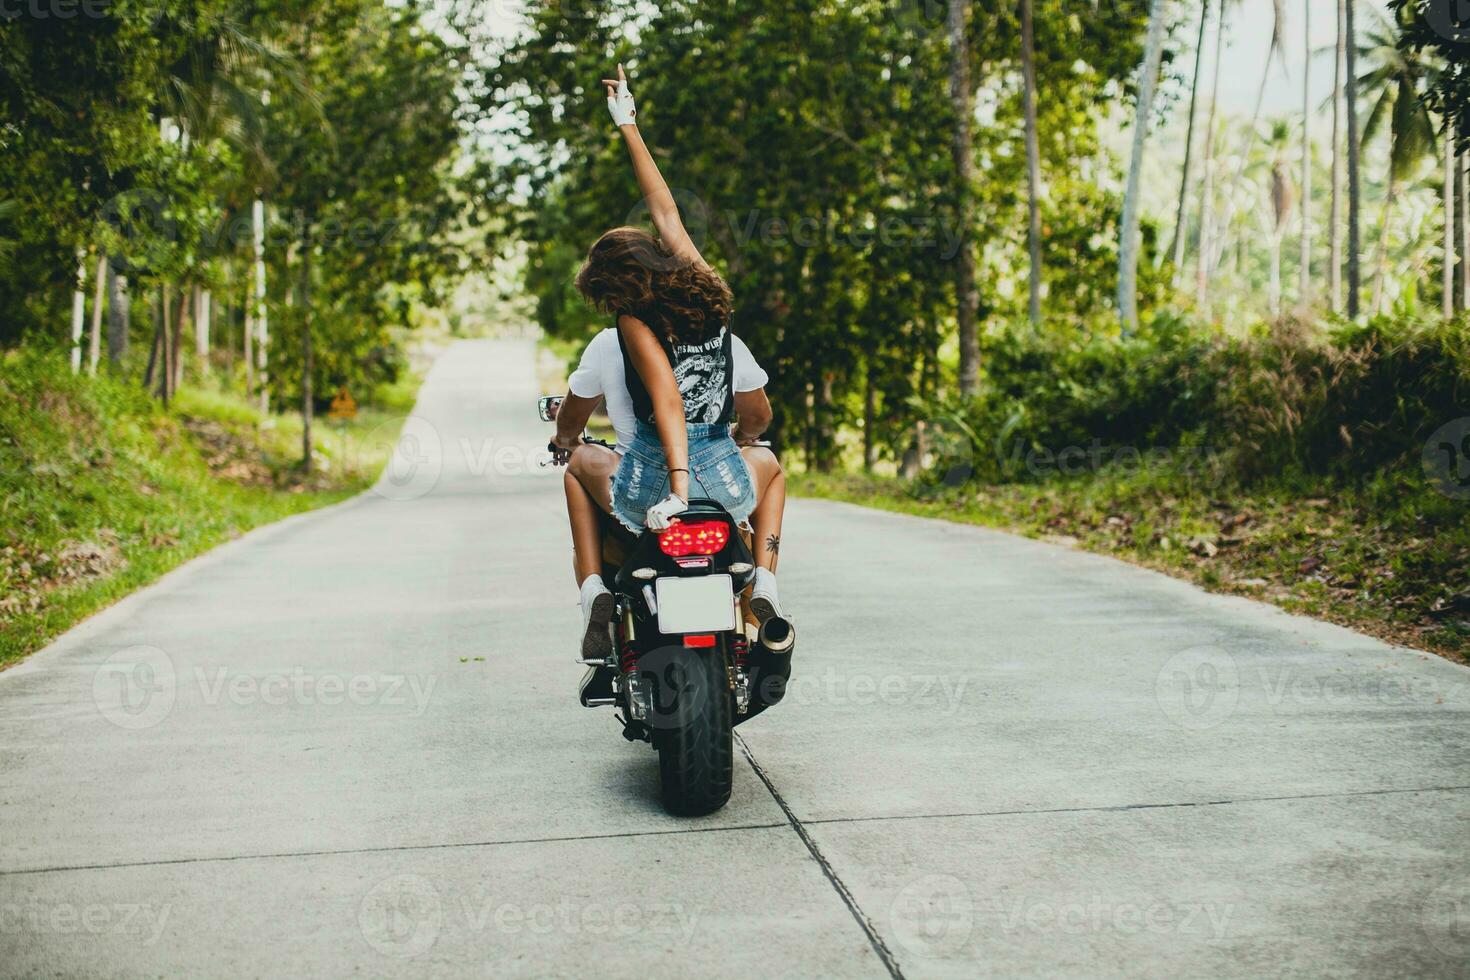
[735,732,906,980]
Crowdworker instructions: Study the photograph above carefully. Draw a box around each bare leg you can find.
[564,444,619,585]
[741,446,785,572]
[564,469,603,586]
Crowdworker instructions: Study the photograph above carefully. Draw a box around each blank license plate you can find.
[656,574,736,635]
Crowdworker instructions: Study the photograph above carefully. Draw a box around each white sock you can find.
[752,567,780,607]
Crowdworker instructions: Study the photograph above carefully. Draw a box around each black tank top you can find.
[617,321,735,426]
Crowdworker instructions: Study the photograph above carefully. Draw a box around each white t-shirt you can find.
[568,327,770,451]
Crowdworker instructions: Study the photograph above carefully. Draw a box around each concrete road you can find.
[3,339,1469,978]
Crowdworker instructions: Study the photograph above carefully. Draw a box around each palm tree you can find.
[1329,0,1345,312]
[1452,147,1464,310]
[1196,1,1228,310]
[1345,0,1361,317]
[1169,0,1212,288]
[1205,0,1287,280]
[1259,120,1296,315]
[1356,5,1435,314]
[1020,0,1042,324]
[1298,0,1312,307]
[1444,115,1456,319]
[1118,0,1168,332]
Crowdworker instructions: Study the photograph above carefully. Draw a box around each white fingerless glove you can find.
[607,78,637,127]
[645,493,687,532]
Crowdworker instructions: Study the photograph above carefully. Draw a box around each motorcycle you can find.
[540,395,794,816]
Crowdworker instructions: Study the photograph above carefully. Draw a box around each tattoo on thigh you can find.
[765,534,780,556]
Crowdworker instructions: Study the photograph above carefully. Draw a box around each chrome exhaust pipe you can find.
[757,614,795,655]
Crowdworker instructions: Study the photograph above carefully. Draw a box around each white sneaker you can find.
[579,575,615,662]
[750,567,784,625]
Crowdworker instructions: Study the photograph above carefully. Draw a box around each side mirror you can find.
[537,395,563,422]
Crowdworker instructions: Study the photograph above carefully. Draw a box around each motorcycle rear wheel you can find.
[654,650,733,816]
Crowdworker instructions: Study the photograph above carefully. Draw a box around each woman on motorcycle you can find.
[555,64,788,660]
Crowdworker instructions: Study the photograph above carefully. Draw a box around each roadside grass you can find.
[792,465,1470,663]
[0,352,419,669]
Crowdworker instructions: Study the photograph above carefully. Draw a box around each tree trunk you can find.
[1269,237,1282,316]
[863,363,877,472]
[1196,7,1226,311]
[70,249,87,373]
[948,0,979,396]
[1371,175,1397,314]
[300,224,314,473]
[1117,0,1168,332]
[1168,0,1210,285]
[1345,0,1361,319]
[144,291,163,392]
[1298,0,1312,307]
[157,284,173,406]
[1329,0,1345,312]
[1458,148,1468,311]
[244,271,255,393]
[88,254,107,375]
[1446,119,1457,319]
[107,269,129,365]
[1207,31,1280,278]
[253,196,270,414]
[1020,0,1043,324]
[195,285,211,376]
[171,286,189,393]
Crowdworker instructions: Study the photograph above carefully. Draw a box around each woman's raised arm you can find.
[603,64,705,268]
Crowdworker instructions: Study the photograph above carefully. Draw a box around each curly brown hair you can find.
[573,227,733,345]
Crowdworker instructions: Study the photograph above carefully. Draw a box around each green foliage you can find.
[0,0,478,408]
[1390,0,1470,153]
[257,0,469,409]
[795,460,1470,659]
[492,0,1154,462]
[943,311,1470,487]
[0,346,415,666]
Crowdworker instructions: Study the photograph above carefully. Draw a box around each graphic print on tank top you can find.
[618,321,735,427]
[669,332,729,424]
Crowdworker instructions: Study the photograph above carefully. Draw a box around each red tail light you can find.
[658,520,730,557]
[683,634,717,648]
